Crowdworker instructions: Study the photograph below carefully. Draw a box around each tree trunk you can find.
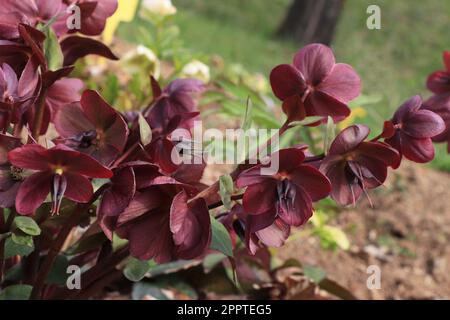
[277,0,344,45]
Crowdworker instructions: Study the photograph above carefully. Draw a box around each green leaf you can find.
[219,174,234,211]
[0,285,32,300]
[123,257,155,282]
[13,216,41,236]
[47,255,70,285]
[210,217,233,257]
[241,97,253,130]
[4,237,34,258]
[11,231,33,247]
[43,26,63,71]
[138,113,152,146]
[303,265,327,283]
[203,253,226,273]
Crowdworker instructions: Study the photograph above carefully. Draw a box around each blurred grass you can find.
[172,0,450,171]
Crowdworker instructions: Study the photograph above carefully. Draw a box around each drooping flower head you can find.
[8,144,112,215]
[54,90,128,166]
[236,148,331,229]
[427,51,450,94]
[424,93,450,152]
[384,95,445,163]
[270,43,361,123]
[112,177,211,263]
[320,125,400,206]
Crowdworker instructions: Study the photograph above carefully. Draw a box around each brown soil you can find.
[278,162,450,299]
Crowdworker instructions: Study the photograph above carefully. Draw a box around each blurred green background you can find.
[172,0,450,171]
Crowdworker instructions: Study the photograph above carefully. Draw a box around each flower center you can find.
[10,166,24,181]
[67,130,98,149]
[276,179,297,215]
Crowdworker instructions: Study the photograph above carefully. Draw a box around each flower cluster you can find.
[0,3,448,299]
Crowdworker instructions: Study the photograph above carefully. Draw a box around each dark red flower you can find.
[320,125,400,206]
[67,0,118,36]
[424,93,450,152]
[113,178,210,263]
[0,60,39,130]
[97,161,161,240]
[427,51,450,94]
[145,77,204,131]
[236,148,331,228]
[54,90,128,166]
[0,134,24,208]
[8,144,112,215]
[384,95,445,163]
[270,43,361,123]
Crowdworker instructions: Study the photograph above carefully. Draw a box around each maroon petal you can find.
[289,164,331,201]
[305,90,351,121]
[120,209,176,263]
[77,0,118,36]
[322,160,362,206]
[170,191,211,260]
[242,181,277,215]
[0,134,22,164]
[277,185,313,227]
[293,43,335,85]
[269,64,305,100]
[0,181,20,208]
[63,172,93,203]
[15,171,52,215]
[8,144,51,171]
[426,71,450,94]
[117,189,163,225]
[281,94,306,122]
[255,218,290,249]
[80,90,117,129]
[276,148,306,172]
[61,36,118,66]
[18,54,39,99]
[400,133,435,163]
[318,63,361,103]
[236,165,274,188]
[393,95,422,123]
[402,109,445,139]
[358,141,401,169]
[54,102,94,137]
[329,125,370,155]
[46,78,83,118]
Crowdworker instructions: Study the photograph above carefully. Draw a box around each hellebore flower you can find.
[236,148,331,228]
[224,204,290,255]
[97,161,161,239]
[0,134,24,208]
[8,144,113,215]
[424,93,450,152]
[145,77,204,131]
[67,0,118,36]
[144,112,200,174]
[270,43,361,123]
[0,60,39,130]
[320,125,400,206]
[384,95,445,163]
[54,90,129,166]
[427,51,450,94]
[114,179,210,263]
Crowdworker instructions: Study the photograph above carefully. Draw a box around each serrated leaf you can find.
[13,216,41,236]
[303,265,326,283]
[138,113,152,146]
[219,174,234,211]
[123,257,155,282]
[0,285,32,300]
[210,217,233,257]
[43,27,63,71]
